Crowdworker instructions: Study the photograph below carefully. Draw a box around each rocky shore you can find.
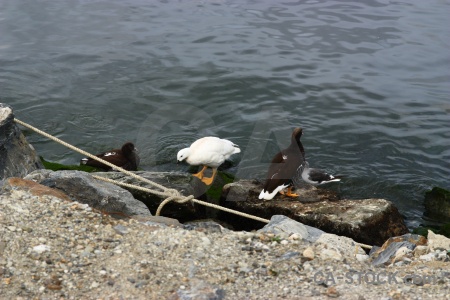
[1,181,449,299]
[1,104,449,299]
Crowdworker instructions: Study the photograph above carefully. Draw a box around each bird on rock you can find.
[298,161,342,185]
[177,137,241,185]
[259,127,305,200]
[80,142,140,171]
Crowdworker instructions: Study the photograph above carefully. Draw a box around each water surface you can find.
[1,0,449,228]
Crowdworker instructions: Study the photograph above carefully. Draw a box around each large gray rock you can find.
[94,171,203,221]
[0,104,43,180]
[220,180,409,246]
[24,170,151,218]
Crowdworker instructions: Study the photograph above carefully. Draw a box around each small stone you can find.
[356,254,369,262]
[90,281,99,288]
[114,225,128,235]
[303,247,315,260]
[436,251,448,261]
[33,245,50,254]
[326,286,339,298]
[280,240,289,245]
[289,233,300,240]
[321,249,343,261]
[419,253,436,261]
[200,236,211,246]
[7,226,16,232]
[414,245,428,257]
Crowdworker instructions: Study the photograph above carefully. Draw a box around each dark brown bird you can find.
[259,128,305,200]
[80,142,140,171]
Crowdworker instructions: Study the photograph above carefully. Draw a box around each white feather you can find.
[177,137,240,168]
[258,184,289,200]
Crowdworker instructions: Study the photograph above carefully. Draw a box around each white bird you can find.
[299,161,342,185]
[177,137,241,185]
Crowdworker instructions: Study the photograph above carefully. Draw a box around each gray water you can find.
[1,0,449,229]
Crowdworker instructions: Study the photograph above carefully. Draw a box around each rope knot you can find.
[165,188,181,198]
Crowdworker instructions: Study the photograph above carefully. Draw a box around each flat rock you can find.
[0,104,43,180]
[220,180,409,246]
[24,169,151,218]
[257,215,324,243]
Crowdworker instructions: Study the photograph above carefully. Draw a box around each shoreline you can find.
[1,181,449,299]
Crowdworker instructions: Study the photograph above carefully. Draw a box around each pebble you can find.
[419,253,436,261]
[32,245,50,254]
[356,254,369,262]
[114,225,129,235]
[303,247,315,260]
[321,249,343,261]
[289,233,300,240]
[414,245,428,257]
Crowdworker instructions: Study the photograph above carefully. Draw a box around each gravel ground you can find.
[1,186,449,300]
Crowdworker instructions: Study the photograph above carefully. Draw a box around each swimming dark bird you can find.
[80,142,140,171]
[298,161,342,185]
[177,137,241,185]
[259,127,305,200]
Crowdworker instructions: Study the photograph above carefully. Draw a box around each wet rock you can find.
[0,104,43,180]
[220,180,408,245]
[370,234,427,266]
[424,187,450,220]
[24,169,151,218]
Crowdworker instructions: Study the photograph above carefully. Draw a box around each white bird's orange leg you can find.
[192,166,207,179]
[280,186,299,197]
[201,168,217,185]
